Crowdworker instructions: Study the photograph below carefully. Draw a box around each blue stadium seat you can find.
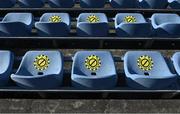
[110,0,138,8]
[168,0,180,9]
[0,0,16,8]
[11,51,64,89]
[18,0,45,8]
[35,13,70,37]
[115,13,151,37]
[71,51,117,89]
[138,0,168,9]
[80,0,106,8]
[0,51,14,86]
[151,13,180,37]
[0,13,33,37]
[124,51,177,89]
[48,0,75,8]
[172,52,180,75]
[77,13,109,37]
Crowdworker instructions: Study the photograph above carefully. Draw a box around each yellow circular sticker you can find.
[85,55,101,71]
[124,16,136,23]
[137,55,154,71]
[87,15,100,23]
[34,55,50,71]
[49,15,62,23]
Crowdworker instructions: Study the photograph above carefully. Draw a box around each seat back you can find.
[168,0,177,2]
[16,51,63,76]
[0,51,13,74]
[172,52,180,75]
[124,51,173,77]
[77,13,108,23]
[0,0,16,7]
[115,13,146,26]
[168,0,180,9]
[151,13,180,26]
[40,13,70,25]
[18,0,45,8]
[80,0,106,8]
[110,0,138,8]
[72,51,116,77]
[2,13,33,25]
[139,0,168,8]
[48,0,75,8]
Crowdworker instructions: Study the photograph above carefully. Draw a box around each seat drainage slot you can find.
[91,72,96,76]
[144,72,149,76]
[38,72,44,75]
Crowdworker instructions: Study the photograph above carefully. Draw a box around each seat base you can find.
[72,74,117,89]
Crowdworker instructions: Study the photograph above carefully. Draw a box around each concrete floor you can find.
[0,99,180,113]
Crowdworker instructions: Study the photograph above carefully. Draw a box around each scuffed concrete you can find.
[0,99,180,113]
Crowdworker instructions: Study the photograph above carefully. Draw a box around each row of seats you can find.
[1,0,180,8]
[1,50,180,90]
[0,13,180,37]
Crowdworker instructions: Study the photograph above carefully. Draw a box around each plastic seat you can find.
[11,51,64,89]
[71,51,117,89]
[80,0,106,8]
[48,0,75,8]
[0,13,33,37]
[168,0,180,9]
[35,13,70,37]
[138,0,168,9]
[0,0,16,8]
[0,51,14,86]
[77,13,109,37]
[171,52,180,75]
[115,13,151,37]
[151,13,180,37]
[109,0,138,8]
[124,51,177,89]
[18,0,45,8]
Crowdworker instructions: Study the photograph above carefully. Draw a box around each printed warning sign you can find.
[49,15,62,23]
[137,55,153,71]
[124,16,136,23]
[87,15,100,23]
[34,55,50,71]
[85,55,101,71]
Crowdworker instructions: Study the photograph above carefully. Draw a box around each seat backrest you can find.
[168,0,176,2]
[19,0,46,3]
[152,13,180,25]
[39,13,70,25]
[115,13,146,25]
[73,51,116,77]
[0,0,16,7]
[110,0,138,5]
[169,0,180,3]
[0,51,13,74]
[139,0,168,5]
[171,52,180,75]
[125,51,173,77]
[16,51,63,76]
[77,13,108,23]
[2,13,33,25]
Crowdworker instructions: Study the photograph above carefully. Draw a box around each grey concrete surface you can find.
[0,99,180,113]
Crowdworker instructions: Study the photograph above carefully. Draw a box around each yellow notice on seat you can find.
[34,55,50,71]
[87,15,100,23]
[137,55,154,71]
[124,16,136,23]
[49,15,62,23]
[85,55,101,71]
